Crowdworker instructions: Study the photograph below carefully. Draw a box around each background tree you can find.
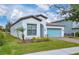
[0,26,4,31]
[56,4,79,22]
[5,22,12,33]
[51,4,79,37]
[49,4,79,22]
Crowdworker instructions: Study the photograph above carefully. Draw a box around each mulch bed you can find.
[17,39,50,44]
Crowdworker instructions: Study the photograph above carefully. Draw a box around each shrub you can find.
[32,37,50,42]
[75,32,79,37]
[32,37,36,41]
[43,37,50,41]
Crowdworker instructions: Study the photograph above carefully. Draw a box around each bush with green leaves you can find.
[75,32,79,37]
[32,37,50,42]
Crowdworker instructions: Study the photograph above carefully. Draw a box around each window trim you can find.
[27,24,37,36]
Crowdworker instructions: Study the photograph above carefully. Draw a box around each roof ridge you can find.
[11,15,42,27]
[35,14,47,19]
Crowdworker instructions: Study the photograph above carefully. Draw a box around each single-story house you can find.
[10,14,64,39]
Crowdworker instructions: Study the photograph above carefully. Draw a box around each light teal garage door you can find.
[47,28,61,37]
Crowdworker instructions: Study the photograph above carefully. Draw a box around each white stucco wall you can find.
[41,18,47,37]
[22,18,46,39]
[47,26,64,37]
[10,17,47,39]
[10,21,23,39]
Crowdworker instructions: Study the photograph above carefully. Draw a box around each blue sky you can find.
[0,4,39,26]
[0,16,7,26]
[0,4,70,26]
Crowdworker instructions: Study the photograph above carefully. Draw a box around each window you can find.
[27,24,37,35]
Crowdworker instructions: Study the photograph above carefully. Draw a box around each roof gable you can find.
[11,15,42,27]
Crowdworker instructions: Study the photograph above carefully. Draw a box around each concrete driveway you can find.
[55,37,79,44]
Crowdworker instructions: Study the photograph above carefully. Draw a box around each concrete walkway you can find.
[55,37,79,44]
[25,46,79,55]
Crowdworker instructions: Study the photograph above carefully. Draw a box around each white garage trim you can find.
[47,26,64,37]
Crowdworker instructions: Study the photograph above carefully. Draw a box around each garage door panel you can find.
[47,28,61,37]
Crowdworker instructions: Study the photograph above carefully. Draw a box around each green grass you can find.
[72,53,79,55]
[0,31,79,55]
[73,37,79,40]
[65,36,79,40]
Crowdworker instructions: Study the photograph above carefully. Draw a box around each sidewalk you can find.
[25,46,79,55]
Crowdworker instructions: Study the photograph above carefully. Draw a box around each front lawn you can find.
[72,53,79,55]
[73,37,79,40]
[65,36,79,40]
[0,31,79,55]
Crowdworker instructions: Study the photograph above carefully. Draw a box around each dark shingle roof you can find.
[46,22,65,27]
[11,15,42,27]
[52,19,65,23]
[36,14,47,19]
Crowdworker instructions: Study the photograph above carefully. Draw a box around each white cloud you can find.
[46,19,51,23]
[11,8,23,19]
[10,8,24,23]
[36,4,50,11]
[9,5,44,23]
[0,5,7,16]
[45,11,64,22]
[56,9,61,13]
[0,4,64,24]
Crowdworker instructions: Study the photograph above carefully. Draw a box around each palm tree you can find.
[16,27,25,41]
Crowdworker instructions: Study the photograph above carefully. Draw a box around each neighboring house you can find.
[52,20,79,36]
[10,14,64,39]
[72,22,79,36]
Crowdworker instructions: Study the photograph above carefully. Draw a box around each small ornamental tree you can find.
[16,27,25,41]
